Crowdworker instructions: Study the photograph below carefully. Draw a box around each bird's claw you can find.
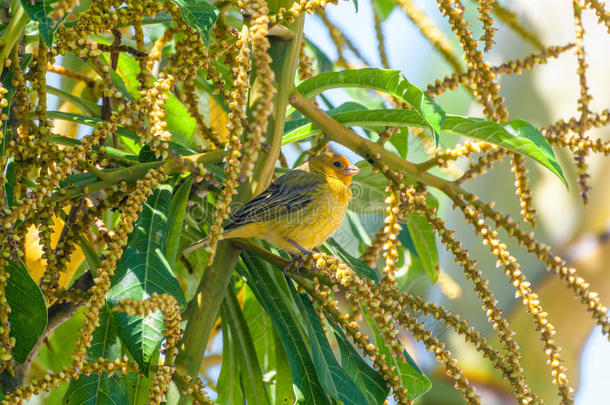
[283,253,305,276]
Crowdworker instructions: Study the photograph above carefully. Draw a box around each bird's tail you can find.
[182,224,257,255]
[182,237,208,255]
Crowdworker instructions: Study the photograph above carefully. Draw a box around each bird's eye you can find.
[333,161,343,168]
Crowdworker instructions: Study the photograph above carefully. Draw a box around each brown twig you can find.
[97,43,148,58]
[102,29,122,147]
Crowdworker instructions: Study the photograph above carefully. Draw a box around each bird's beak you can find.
[344,165,360,176]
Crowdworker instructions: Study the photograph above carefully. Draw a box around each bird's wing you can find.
[225,169,323,229]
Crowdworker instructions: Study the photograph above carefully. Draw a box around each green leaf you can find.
[239,253,331,405]
[64,373,129,405]
[273,328,295,404]
[347,161,387,214]
[243,286,276,373]
[399,198,439,283]
[166,0,219,47]
[106,185,186,375]
[284,108,566,185]
[6,259,47,363]
[345,209,372,246]
[217,315,245,405]
[389,128,409,158]
[166,177,193,267]
[46,85,102,116]
[20,0,58,46]
[333,326,389,405]
[296,69,445,142]
[501,119,567,187]
[305,39,333,74]
[63,306,128,405]
[442,115,566,185]
[222,286,270,405]
[294,292,368,405]
[323,238,380,283]
[3,158,14,207]
[110,52,196,144]
[363,309,431,400]
[123,372,153,405]
[283,102,368,144]
[373,0,396,20]
[397,253,427,292]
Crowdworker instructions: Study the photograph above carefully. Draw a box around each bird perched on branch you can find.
[184,153,359,268]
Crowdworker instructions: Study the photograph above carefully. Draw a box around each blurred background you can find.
[297,0,610,403]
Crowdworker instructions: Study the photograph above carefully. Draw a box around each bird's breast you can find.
[270,182,350,251]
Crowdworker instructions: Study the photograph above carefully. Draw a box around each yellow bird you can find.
[185,153,359,266]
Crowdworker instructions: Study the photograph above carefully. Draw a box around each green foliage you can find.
[63,306,128,405]
[364,309,432,400]
[284,108,566,184]
[166,0,219,47]
[19,0,58,46]
[2,1,602,403]
[239,253,330,404]
[106,185,186,375]
[6,259,47,363]
[297,68,445,142]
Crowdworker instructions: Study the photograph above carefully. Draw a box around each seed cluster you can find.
[299,252,481,404]
[381,188,401,282]
[584,0,610,32]
[477,0,497,52]
[458,199,573,402]
[0,0,608,402]
[204,25,251,266]
[297,38,316,81]
[398,185,536,403]
[113,294,182,405]
[426,44,574,97]
[2,357,137,405]
[467,195,610,336]
[573,0,593,204]
[238,0,276,179]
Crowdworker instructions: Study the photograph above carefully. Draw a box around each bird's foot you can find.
[283,254,298,276]
[285,239,319,273]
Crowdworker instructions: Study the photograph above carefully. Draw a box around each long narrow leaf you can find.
[217,310,245,405]
[222,285,270,405]
[284,109,566,185]
[292,290,369,405]
[333,326,389,405]
[296,69,445,141]
[363,309,431,400]
[166,177,193,267]
[239,253,331,405]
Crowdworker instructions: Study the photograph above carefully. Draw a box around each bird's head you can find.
[308,153,360,185]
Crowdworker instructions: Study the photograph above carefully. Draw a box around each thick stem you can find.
[174,14,306,383]
[288,89,453,192]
